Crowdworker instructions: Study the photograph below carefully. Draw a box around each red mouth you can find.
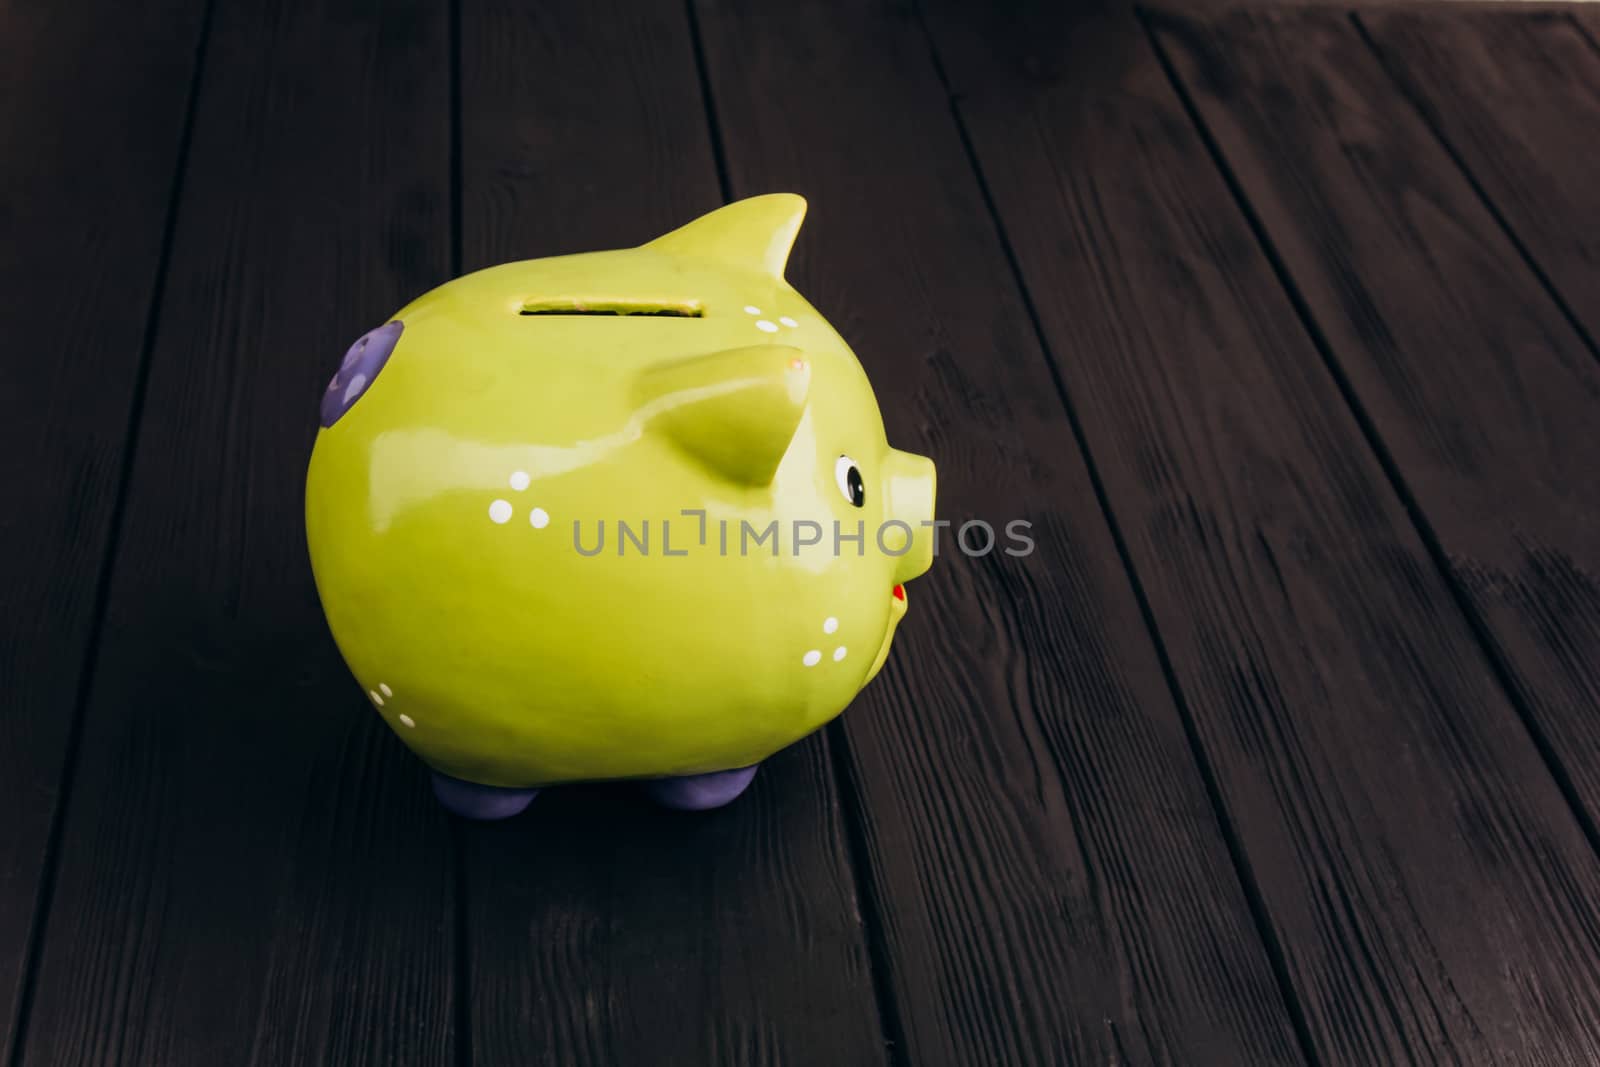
[892,584,905,601]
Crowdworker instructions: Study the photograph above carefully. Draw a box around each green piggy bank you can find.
[305,195,936,817]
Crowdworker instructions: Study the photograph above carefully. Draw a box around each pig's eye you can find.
[835,455,865,508]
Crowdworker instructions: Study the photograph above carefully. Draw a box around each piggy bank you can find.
[305,195,935,818]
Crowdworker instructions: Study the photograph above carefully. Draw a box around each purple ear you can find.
[321,320,403,428]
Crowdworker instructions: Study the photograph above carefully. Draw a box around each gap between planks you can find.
[910,6,1325,1063]
[1140,0,1600,873]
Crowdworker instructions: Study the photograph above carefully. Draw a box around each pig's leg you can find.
[642,765,759,811]
[431,771,538,820]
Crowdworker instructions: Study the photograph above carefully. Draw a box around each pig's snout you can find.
[884,449,936,584]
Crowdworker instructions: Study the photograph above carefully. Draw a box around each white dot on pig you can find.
[780,316,798,328]
[369,690,384,706]
[343,373,368,403]
[379,683,393,698]
[509,470,530,491]
[744,305,761,315]
[489,499,513,524]
[399,714,416,728]
[803,650,822,667]
[529,507,550,529]
[823,616,839,634]
[756,320,778,333]
[833,646,847,661]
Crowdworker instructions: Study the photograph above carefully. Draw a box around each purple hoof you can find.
[321,320,403,427]
[431,771,538,820]
[642,765,759,811]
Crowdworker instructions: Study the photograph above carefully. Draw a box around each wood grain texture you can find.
[1572,9,1600,63]
[14,0,459,1063]
[931,6,1600,1063]
[695,1,1306,1063]
[0,0,207,1053]
[457,1,887,1063]
[1155,5,1600,859]
[1358,9,1600,351]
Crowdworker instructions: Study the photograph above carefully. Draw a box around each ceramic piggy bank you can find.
[305,195,935,818]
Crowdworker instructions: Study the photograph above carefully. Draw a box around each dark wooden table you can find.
[5,0,1599,1062]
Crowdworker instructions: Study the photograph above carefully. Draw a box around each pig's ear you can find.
[643,194,806,280]
[636,344,811,486]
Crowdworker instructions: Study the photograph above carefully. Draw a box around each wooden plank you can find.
[0,0,208,1056]
[15,0,458,1063]
[1358,10,1600,351]
[930,5,1600,1063]
[1356,13,1600,798]
[456,1,889,1063]
[694,2,1307,1063]
[1574,9,1600,61]
[1156,8,1600,856]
